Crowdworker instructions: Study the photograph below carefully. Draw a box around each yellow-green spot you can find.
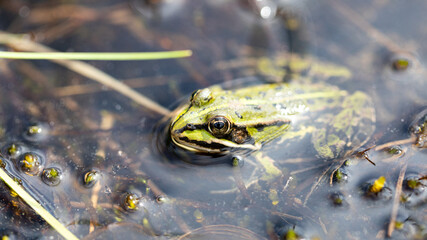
[394,221,404,230]
[311,63,352,78]
[248,123,291,145]
[406,179,420,189]
[137,177,147,184]
[387,147,402,155]
[19,153,41,175]
[289,58,310,72]
[42,167,62,186]
[370,176,386,193]
[124,193,139,211]
[48,168,58,178]
[257,58,286,80]
[0,167,79,240]
[344,160,353,166]
[277,126,315,144]
[255,153,282,181]
[183,130,212,142]
[193,209,204,223]
[312,130,334,159]
[24,154,35,167]
[268,189,279,205]
[232,158,239,167]
[232,156,243,167]
[83,170,100,187]
[333,109,354,133]
[7,144,19,156]
[27,125,42,135]
[143,218,150,227]
[327,134,341,146]
[285,229,299,240]
[85,172,96,182]
[334,197,343,205]
[392,58,410,71]
[9,178,21,198]
[335,169,343,181]
[400,194,409,203]
[285,18,300,30]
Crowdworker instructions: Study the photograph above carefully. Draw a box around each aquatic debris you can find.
[0,167,79,240]
[17,152,43,176]
[41,167,63,186]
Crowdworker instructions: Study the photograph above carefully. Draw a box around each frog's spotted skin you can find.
[170,79,375,159]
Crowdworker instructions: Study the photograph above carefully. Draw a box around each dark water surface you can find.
[0,0,426,239]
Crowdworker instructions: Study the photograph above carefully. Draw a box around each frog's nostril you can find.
[186,123,196,130]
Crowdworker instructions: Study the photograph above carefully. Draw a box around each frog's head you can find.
[169,87,261,154]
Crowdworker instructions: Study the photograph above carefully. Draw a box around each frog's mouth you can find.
[170,129,260,154]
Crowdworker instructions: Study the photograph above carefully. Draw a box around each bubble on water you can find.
[4,143,23,159]
[360,176,393,202]
[122,192,140,212]
[380,145,405,158]
[17,152,44,176]
[231,155,244,167]
[330,191,346,207]
[82,170,101,188]
[41,167,63,186]
[23,122,49,142]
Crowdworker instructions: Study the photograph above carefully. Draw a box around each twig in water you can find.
[0,31,193,116]
[387,164,407,237]
[0,167,79,240]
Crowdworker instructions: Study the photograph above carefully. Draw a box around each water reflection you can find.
[0,0,426,239]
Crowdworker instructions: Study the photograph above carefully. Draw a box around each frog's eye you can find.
[208,116,231,137]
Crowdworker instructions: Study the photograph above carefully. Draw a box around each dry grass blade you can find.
[329,0,403,52]
[0,31,171,116]
[0,51,192,60]
[0,167,79,240]
[374,138,414,151]
[387,163,407,237]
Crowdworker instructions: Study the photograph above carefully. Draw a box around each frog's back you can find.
[170,76,375,159]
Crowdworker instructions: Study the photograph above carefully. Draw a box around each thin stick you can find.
[374,138,414,151]
[0,167,79,240]
[0,31,172,116]
[269,211,303,221]
[330,0,402,52]
[304,165,333,206]
[387,164,407,237]
[0,50,192,60]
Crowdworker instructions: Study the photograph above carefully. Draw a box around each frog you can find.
[168,56,376,196]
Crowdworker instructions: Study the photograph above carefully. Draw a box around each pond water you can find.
[0,0,426,239]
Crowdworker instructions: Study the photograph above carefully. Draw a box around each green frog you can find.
[171,57,374,155]
[168,56,375,192]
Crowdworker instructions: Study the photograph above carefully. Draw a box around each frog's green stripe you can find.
[170,103,192,128]
[173,118,291,153]
[194,89,348,118]
[235,119,291,128]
